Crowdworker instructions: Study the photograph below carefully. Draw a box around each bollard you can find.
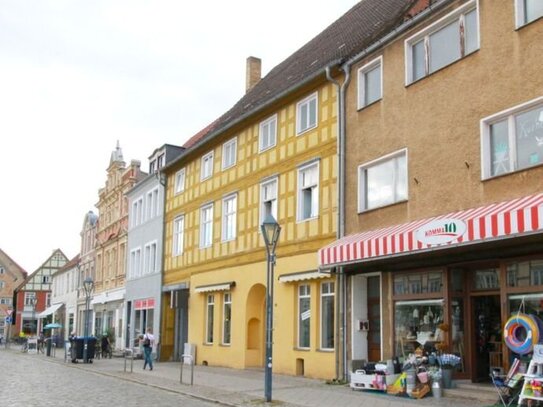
[124,349,134,373]
[180,354,194,385]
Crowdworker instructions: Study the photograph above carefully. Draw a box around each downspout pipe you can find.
[325,65,351,380]
[157,170,167,362]
[325,0,454,380]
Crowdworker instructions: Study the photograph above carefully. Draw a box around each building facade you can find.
[318,0,543,382]
[0,249,27,339]
[14,249,68,336]
[159,0,432,380]
[161,66,339,378]
[50,255,80,341]
[92,142,146,350]
[125,144,183,356]
[78,210,98,335]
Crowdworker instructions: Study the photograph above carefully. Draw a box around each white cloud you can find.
[0,0,358,272]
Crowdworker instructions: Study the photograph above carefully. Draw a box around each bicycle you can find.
[20,338,28,353]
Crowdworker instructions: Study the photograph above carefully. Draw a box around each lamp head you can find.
[261,213,281,253]
[83,277,94,297]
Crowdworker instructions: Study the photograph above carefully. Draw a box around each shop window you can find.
[298,285,310,348]
[473,268,500,290]
[206,294,214,344]
[506,260,543,287]
[394,299,444,360]
[393,271,443,296]
[509,293,543,319]
[223,292,232,345]
[320,282,334,350]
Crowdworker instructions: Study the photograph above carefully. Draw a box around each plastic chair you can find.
[490,358,524,407]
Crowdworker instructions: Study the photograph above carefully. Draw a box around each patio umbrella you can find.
[44,323,62,330]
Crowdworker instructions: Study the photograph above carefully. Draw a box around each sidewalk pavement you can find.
[14,346,492,407]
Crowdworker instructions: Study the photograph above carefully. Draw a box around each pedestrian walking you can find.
[69,331,78,363]
[142,327,154,370]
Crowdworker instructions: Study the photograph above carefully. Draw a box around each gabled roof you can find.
[202,0,420,140]
[165,0,420,171]
[0,248,27,281]
[54,254,80,276]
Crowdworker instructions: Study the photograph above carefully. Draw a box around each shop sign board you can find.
[415,218,467,245]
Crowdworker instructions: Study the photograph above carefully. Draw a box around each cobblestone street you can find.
[1,348,217,407]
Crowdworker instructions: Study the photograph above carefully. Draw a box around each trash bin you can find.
[46,338,52,356]
[72,336,97,361]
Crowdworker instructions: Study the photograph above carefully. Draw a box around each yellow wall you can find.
[163,82,338,379]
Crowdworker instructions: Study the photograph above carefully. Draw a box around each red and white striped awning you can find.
[318,193,543,269]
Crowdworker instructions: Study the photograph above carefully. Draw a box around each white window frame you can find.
[320,281,335,350]
[143,241,157,274]
[131,197,144,228]
[200,203,214,249]
[201,151,214,181]
[173,215,185,256]
[259,114,278,152]
[174,168,186,194]
[222,137,237,170]
[260,177,278,225]
[24,292,36,306]
[404,0,479,85]
[130,247,142,278]
[480,96,543,179]
[515,0,543,28]
[357,56,383,109]
[145,188,159,221]
[0,267,4,274]
[358,149,408,212]
[296,92,318,135]
[298,284,311,349]
[297,161,320,222]
[222,292,232,345]
[206,294,215,344]
[222,194,237,242]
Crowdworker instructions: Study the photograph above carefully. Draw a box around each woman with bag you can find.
[142,327,155,370]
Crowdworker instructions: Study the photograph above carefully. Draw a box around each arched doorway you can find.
[245,283,265,367]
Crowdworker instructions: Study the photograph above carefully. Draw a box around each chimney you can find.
[245,56,261,93]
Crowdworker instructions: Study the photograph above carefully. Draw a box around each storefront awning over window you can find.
[278,270,329,283]
[194,281,235,293]
[318,193,543,269]
[38,303,64,318]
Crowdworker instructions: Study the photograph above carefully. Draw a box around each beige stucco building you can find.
[92,142,146,349]
[319,0,543,382]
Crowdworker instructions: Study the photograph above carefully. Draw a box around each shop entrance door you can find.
[471,295,501,382]
[367,276,381,361]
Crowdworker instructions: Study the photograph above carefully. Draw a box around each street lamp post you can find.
[260,214,281,403]
[83,277,94,363]
[30,296,38,337]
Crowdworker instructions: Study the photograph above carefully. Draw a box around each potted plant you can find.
[436,353,462,388]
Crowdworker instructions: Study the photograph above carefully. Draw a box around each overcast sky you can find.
[0,0,358,273]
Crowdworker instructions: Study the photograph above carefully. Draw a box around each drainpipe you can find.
[326,65,351,380]
[157,170,167,362]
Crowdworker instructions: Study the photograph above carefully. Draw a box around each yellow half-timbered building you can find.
[161,76,338,378]
[159,0,426,379]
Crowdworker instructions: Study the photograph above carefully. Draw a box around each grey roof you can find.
[206,0,418,141]
[164,0,421,172]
